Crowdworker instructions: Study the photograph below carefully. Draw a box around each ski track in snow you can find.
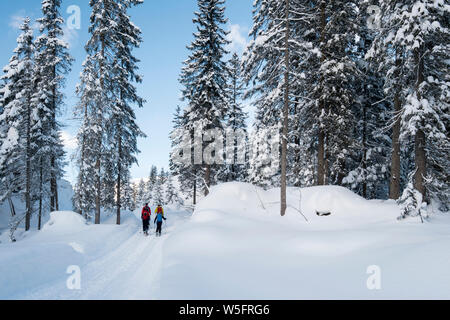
[21,212,188,300]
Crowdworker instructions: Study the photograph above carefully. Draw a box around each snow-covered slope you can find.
[0,182,449,299]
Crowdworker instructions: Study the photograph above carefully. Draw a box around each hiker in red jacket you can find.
[141,203,151,236]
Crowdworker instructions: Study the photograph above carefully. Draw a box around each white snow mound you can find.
[194,182,397,225]
[42,211,88,234]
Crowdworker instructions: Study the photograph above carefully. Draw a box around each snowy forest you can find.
[0,0,448,301]
[170,0,448,217]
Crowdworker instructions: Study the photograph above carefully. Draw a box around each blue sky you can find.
[0,0,253,183]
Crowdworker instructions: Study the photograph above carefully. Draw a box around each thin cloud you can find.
[61,24,79,49]
[226,24,249,54]
[10,12,78,49]
[9,12,40,31]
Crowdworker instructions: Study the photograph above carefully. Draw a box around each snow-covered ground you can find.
[0,182,449,299]
[0,207,191,299]
[0,179,74,242]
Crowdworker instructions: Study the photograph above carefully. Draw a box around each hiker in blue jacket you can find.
[154,204,166,236]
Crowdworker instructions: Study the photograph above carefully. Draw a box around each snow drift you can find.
[42,211,88,234]
[159,182,450,299]
[0,179,75,237]
[194,182,398,225]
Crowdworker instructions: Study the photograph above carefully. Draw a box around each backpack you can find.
[156,206,162,214]
[142,206,150,220]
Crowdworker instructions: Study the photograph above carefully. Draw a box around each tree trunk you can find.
[413,47,426,201]
[414,129,426,198]
[132,186,136,210]
[95,158,101,225]
[362,102,368,198]
[25,92,32,231]
[95,35,105,225]
[50,63,59,212]
[79,104,88,217]
[389,90,401,200]
[116,133,122,225]
[231,78,237,182]
[204,164,211,196]
[280,0,290,217]
[193,178,197,205]
[317,1,326,186]
[50,161,56,212]
[38,161,43,230]
[55,178,59,210]
[324,133,329,184]
[317,131,325,185]
[294,131,301,187]
[50,132,59,212]
[8,196,16,217]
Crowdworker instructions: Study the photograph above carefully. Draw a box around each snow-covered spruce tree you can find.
[136,178,146,206]
[243,0,287,188]
[283,0,329,191]
[0,38,21,220]
[285,0,322,188]
[108,0,145,225]
[398,173,427,222]
[281,1,361,188]
[165,174,182,205]
[366,0,409,200]
[169,105,202,204]
[33,0,73,212]
[313,0,361,186]
[73,57,98,220]
[0,81,9,215]
[373,0,449,213]
[342,1,391,199]
[145,165,158,204]
[169,105,183,178]
[221,53,248,183]
[153,168,166,206]
[398,1,449,210]
[0,18,35,231]
[130,181,138,208]
[243,0,314,194]
[247,117,280,189]
[160,167,168,184]
[101,147,117,212]
[179,0,230,196]
[120,171,135,212]
[75,0,121,224]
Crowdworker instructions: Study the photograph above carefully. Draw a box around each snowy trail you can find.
[76,232,162,299]
[18,210,190,300]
